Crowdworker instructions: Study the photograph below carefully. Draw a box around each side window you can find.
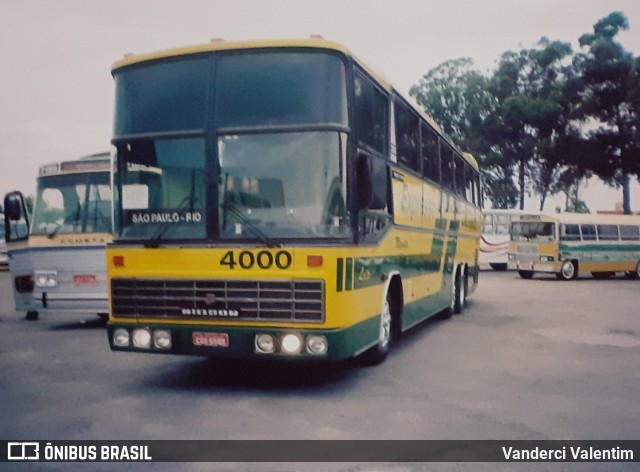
[581,224,597,240]
[440,144,455,192]
[620,225,640,240]
[482,213,493,233]
[394,101,420,173]
[354,70,388,155]
[597,224,619,240]
[454,155,466,198]
[421,123,439,183]
[560,224,581,241]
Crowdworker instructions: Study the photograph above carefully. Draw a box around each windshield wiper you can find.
[221,202,279,248]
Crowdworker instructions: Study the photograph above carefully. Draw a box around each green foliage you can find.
[410,11,639,213]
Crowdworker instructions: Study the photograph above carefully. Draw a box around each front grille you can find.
[111,278,324,322]
[516,244,539,262]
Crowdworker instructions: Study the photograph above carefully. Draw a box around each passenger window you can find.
[440,145,455,192]
[394,101,420,173]
[354,70,388,155]
[597,224,619,240]
[560,224,581,241]
[581,224,597,240]
[620,225,640,240]
[421,124,439,183]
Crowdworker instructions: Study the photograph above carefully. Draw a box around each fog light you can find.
[255,333,276,354]
[132,328,152,349]
[281,333,303,355]
[34,270,58,288]
[153,330,172,349]
[306,335,328,355]
[113,328,130,347]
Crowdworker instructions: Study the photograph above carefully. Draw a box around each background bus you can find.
[480,209,547,270]
[0,212,8,270]
[3,153,113,320]
[508,213,640,280]
[106,38,482,365]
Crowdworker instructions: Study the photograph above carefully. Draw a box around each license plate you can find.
[74,275,97,285]
[192,332,229,347]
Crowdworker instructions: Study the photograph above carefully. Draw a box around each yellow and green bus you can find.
[508,213,640,280]
[106,38,482,364]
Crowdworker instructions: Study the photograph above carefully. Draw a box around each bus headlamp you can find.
[132,328,152,349]
[281,333,303,355]
[255,334,276,354]
[34,270,58,288]
[540,255,554,262]
[113,328,130,347]
[153,330,172,349]
[306,335,328,355]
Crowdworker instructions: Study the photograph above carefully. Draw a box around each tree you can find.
[574,11,640,213]
[410,58,519,207]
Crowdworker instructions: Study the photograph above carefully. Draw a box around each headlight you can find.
[132,328,152,349]
[508,254,515,261]
[540,255,554,262]
[113,328,130,347]
[306,335,328,355]
[34,270,58,288]
[255,334,276,354]
[153,330,172,349]
[280,333,303,355]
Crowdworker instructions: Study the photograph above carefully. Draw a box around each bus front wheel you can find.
[360,291,394,366]
[557,260,578,281]
[518,270,534,279]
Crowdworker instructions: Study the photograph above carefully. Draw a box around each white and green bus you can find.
[508,213,640,280]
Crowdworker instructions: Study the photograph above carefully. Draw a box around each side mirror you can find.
[4,193,23,221]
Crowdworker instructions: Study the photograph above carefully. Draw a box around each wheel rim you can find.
[562,261,574,279]
[379,298,391,349]
[450,272,457,312]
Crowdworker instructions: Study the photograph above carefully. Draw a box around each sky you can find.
[1,0,639,213]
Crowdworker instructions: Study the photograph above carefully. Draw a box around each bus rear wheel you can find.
[625,261,640,279]
[518,270,534,279]
[557,260,578,280]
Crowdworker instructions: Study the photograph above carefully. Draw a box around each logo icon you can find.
[8,442,39,460]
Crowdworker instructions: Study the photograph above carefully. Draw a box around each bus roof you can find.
[38,152,111,177]
[513,213,640,226]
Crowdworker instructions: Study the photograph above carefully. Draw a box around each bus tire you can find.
[25,311,38,321]
[489,263,508,271]
[558,260,578,280]
[454,267,466,314]
[626,261,640,279]
[360,290,394,366]
[518,270,534,279]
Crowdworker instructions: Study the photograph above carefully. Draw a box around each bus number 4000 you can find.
[220,250,292,270]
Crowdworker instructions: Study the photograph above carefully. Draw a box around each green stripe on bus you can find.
[345,258,354,291]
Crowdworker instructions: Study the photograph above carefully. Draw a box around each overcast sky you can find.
[1,0,639,212]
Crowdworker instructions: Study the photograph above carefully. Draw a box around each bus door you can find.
[3,191,36,316]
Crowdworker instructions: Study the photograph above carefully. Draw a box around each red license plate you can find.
[192,332,229,347]
[74,275,97,285]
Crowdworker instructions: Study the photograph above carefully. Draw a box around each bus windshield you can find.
[31,172,112,236]
[116,132,350,241]
[219,131,349,240]
[511,221,556,242]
